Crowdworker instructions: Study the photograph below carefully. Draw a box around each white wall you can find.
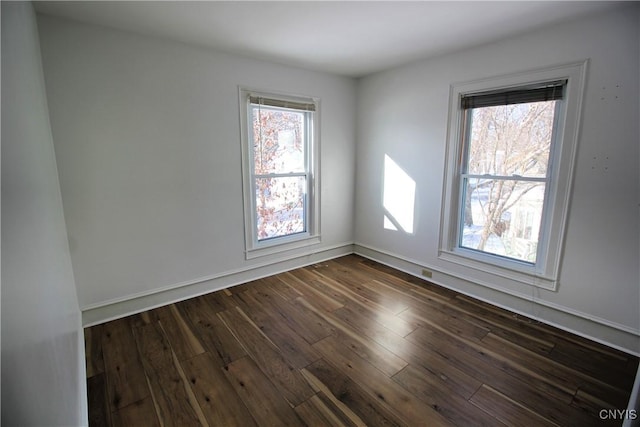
[1,2,87,425]
[36,15,357,322]
[355,4,640,353]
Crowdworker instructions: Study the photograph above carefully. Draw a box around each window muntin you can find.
[458,98,561,264]
[240,89,320,258]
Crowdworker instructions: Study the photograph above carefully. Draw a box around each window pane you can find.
[255,176,306,240]
[466,101,556,178]
[252,106,305,174]
[460,178,545,263]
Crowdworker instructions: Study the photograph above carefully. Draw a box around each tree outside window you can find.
[460,99,558,264]
[251,107,308,240]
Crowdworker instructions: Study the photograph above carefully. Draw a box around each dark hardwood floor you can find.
[85,255,638,426]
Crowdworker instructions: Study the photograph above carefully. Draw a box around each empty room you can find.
[2,1,639,425]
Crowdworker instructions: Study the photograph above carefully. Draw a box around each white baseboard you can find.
[354,243,640,356]
[81,240,639,356]
[82,243,354,327]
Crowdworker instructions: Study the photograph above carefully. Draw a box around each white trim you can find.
[354,242,640,355]
[245,235,322,259]
[439,249,556,290]
[77,316,89,426]
[82,243,353,327]
[439,61,589,291]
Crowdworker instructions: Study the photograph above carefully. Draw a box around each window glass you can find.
[465,102,554,178]
[252,107,306,174]
[255,176,306,240]
[460,100,557,264]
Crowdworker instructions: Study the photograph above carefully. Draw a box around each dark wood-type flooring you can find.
[85,255,638,426]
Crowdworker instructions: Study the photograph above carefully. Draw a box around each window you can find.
[439,62,587,290]
[458,81,564,264]
[239,89,320,258]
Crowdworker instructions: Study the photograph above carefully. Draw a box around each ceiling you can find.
[33,1,620,77]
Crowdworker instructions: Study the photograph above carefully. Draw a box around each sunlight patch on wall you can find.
[383,154,416,234]
[383,215,398,231]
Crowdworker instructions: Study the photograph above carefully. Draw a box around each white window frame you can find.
[239,87,321,259]
[439,62,587,291]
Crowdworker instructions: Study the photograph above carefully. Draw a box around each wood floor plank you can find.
[310,267,411,322]
[379,331,484,400]
[176,295,247,366]
[332,258,448,309]
[223,356,306,427]
[280,269,343,311]
[332,327,408,378]
[342,299,416,337]
[101,318,150,411]
[339,257,455,304]
[133,321,205,426]
[111,397,160,427]
[400,305,490,342]
[199,291,238,313]
[303,359,404,427]
[232,290,321,369]
[284,269,347,311]
[452,293,612,357]
[355,257,457,300]
[181,352,258,427]
[404,323,602,426]
[570,388,627,426]
[296,295,409,377]
[87,374,110,427]
[301,291,484,400]
[470,384,558,427]
[343,304,412,335]
[245,281,335,344]
[406,322,575,404]
[392,364,504,427]
[158,304,206,361]
[312,259,373,289]
[288,296,337,342]
[403,300,580,400]
[295,393,356,427]
[260,274,304,301]
[342,278,410,316]
[313,391,363,427]
[449,295,560,354]
[85,324,104,378]
[217,306,315,406]
[126,305,172,328]
[573,381,632,414]
[314,335,454,427]
[481,332,626,399]
[368,277,451,311]
[549,336,637,390]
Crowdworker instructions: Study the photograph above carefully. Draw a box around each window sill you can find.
[438,249,558,291]
[245,234,321,260]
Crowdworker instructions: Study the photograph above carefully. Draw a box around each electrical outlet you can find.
[421,269,433,278]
